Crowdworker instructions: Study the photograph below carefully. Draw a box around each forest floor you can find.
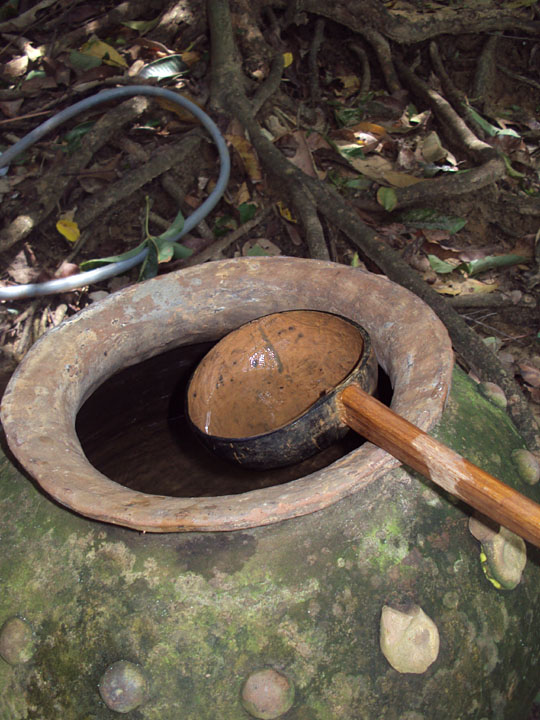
[0,0,539,714]
[0,2,538,430]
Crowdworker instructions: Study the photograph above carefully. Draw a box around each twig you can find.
[251,51,284,115]
[497,63,540,91]
[75,133,202,230]
[184,209,271,266]
[0,96,151,253]
[0,0,57,32]
[395,58,496,162]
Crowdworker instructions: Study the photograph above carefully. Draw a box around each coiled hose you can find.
[0,86,231,300]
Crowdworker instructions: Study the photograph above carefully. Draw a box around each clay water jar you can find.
[1,257,540,719]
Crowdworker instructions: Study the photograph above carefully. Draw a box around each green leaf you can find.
[140,243,158,280]
[334,107,364,127]
[398,208,466,234]
[338,145,365,160]
[460,254,528,276]
[213,215,237,236]
[121,17,160,34]
[138,55,188,79]
[238,202,257,224]
[502,154,526,178]
[172,243,193,259]
[428,254,457,274]
[79,242,147,271]
[62,121,95,154]
[154,209,185,242]
[68,50,102,72]
[246,243,269,256]
[376,186,397,212]
[25,69,46,81]
[467,107,520,138]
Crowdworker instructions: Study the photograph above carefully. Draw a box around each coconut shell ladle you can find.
[187,310,540,547]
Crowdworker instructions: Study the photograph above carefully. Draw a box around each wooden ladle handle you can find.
[340,384,540,548]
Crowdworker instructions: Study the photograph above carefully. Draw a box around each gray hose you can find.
[0,86,230,300]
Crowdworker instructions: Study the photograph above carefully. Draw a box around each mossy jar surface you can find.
[1,258,539,719]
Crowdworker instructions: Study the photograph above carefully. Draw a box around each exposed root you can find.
[207,0,540,451]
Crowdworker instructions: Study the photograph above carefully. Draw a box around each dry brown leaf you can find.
[7,249,39,283]
[434,278,499,296]
[226,134,262,183]
[518,364,540,388]
[235,182,251,206]
[382,170,424,187]
[348,155,393,180]
[0,99,24,118]
[279,131,318,178]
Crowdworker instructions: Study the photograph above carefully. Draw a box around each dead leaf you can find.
[278,131,318,178]
[0,99,24,118]
[6,249,40,283]
[347,155,394,180]
[334,75,361,97]
[2,56,28,78]
[277,201,296,223]
[421,131,447,162]
[435,277,499,296]
[518,364,540,388]
[283,222,303,246]
[381,170,424,188]
[349,121,388,138]
[235,182,251,206]
[225,134,262,183]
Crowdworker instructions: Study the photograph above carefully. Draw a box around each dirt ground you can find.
[0,0,539,714]
[0,3,538,431]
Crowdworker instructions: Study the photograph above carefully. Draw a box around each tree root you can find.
[0,96,151,254]
[207,0,540,452]
[75,132,204,231]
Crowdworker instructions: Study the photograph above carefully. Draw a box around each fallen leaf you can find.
[56,218,80,244]
[334,75,361,97]
[226,134,262,182]
[381,170,424,187]
[421,131,447,162]
[279,131,318,178]
[518,364,540,388]
[235,182,251,206]
[2,55,28,78]
[79,36,127,68]
[0,98,24,117]
[242,238,281,256]
[283,52,293,68]
[434,277,498,295]
[276,201,296,223]
[6,249,40,283]
[347,155,394,180]
[377,186,398,211]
